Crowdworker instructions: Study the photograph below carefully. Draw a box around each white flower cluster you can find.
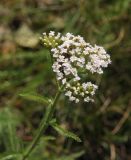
[65,82,98,103]
[42,31,111,103]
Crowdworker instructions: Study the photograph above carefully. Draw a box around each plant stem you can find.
[22,89,62,160]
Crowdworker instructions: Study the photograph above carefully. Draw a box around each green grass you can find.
[0,0,130,159]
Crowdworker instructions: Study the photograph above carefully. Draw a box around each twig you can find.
[97,98,111,114]
[104,28,125,49]
[112,104,130,134]
[110,143,116,160]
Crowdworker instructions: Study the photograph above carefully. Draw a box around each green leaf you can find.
[49,118,57,124]
[42,136,56,141]
[19,93,51,105]
[1,153,22,160]
[51,123,82,142]
[0,107,23,153]
[57,150,85,160]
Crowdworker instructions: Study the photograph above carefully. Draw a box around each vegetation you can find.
[0,0,130,160]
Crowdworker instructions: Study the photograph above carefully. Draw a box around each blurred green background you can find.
[0,0,131,160]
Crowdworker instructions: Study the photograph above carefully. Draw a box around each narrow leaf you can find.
[57,150,85,160]
[51,123,81,142]
[0,107,23,152]
[19,93,51,105]
[1,153,22,160]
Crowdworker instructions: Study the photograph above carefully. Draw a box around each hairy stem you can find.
[22,89,62,160]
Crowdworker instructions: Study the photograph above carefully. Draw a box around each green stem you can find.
[22,88,62,160]
[49,52,60,90]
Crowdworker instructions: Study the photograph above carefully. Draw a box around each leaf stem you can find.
[22,88,62,160]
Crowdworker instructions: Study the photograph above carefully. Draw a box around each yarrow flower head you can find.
[41,31,111,103]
